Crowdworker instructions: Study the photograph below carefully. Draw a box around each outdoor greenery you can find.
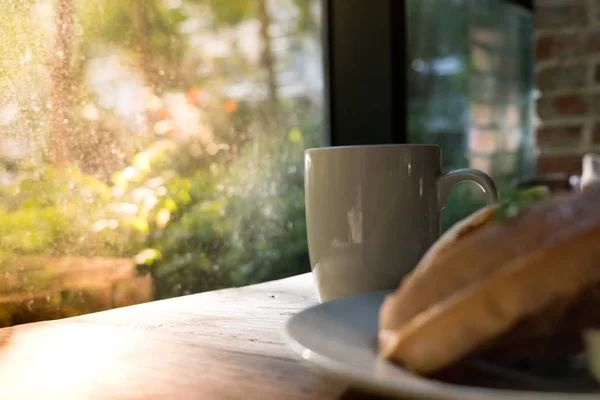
[139,117,321,298]
[0,0,322,301]
[0,0,532,312]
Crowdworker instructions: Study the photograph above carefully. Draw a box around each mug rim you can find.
[305,144,440,154]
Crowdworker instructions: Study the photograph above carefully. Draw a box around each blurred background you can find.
[0,0,588,326]
[0,0,323,324]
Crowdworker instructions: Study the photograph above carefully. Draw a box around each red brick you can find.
[472,104,493,126]
[469,129,497,154]
[537,94,590,119]
[471,27,504,47]
[535,32,581,61]
[536,124,583,147]
[554,94,589,114]
[472,46,496,73]
[471,104,519,129]
[469,155,492,174]
[535,3,587,29]
[536,30,600,61]
[536,154,584,175]
[536,64,587,91]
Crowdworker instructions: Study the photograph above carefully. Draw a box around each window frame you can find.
[322,0,533,147]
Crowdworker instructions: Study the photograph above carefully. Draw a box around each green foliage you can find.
[0,0,325,306]
[494,186,552,222]
[77,0,188,91]
[0,167,112,257]
[0,142,201,263]
[207,0,252,26]
[78,1,187,58]
[292,0,319,36]
[0,101,321,303]
[138,115,321,299]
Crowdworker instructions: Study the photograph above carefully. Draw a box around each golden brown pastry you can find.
[479,280,600,364]
[378,204,498,333]
[379,187,600,375]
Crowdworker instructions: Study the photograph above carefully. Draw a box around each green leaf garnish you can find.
[494,186,552,222]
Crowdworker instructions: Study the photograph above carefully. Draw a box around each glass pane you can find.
[0,0,323,326]
[407,0,534,230]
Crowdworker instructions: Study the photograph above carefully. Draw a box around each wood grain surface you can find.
[0,273,394,400]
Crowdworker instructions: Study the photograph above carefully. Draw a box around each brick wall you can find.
[468,23,525,180]
[535,0,600,175]
[466,2,532,184]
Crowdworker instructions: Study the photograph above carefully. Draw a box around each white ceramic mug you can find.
[304,145,498,302]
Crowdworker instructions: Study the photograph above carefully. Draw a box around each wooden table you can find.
[0,273,395,400]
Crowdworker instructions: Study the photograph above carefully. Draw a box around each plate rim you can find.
[283,291,600,400]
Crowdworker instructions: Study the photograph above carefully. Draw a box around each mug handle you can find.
[437,168,499,210]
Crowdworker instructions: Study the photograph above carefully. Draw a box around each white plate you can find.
[284,291,599,400]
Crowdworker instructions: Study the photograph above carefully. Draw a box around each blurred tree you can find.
[49,0,74,165]
[258,0,278,111]
[77,0,187,92]
[203,0,279,115]
[131,0,156,90]
[0,0,325,304]
[292,0,319,38]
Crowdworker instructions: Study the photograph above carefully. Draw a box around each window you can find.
[0,0,323,326]
[323,0,533,230]
[407,0,534,228]
[0,0,534,327]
